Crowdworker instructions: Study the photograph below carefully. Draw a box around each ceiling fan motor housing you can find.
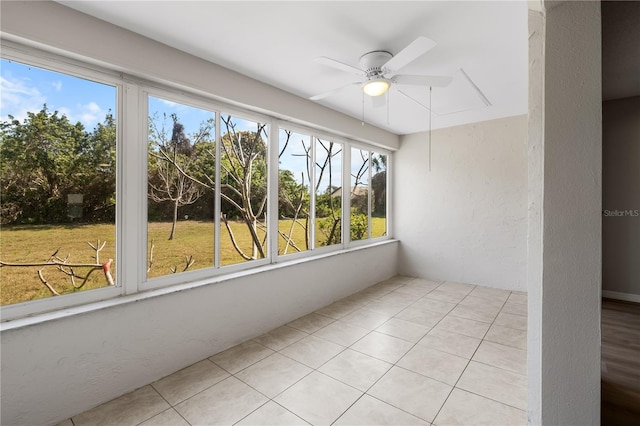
[359,51,393,78]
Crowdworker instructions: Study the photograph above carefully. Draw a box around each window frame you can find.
[0,42,125,321]
[0,40,392,322]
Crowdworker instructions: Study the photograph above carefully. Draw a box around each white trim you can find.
[0,239,399,331]
[602,290,640,303]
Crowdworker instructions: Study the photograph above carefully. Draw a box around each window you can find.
[350,148,388,241]
[219,115,269,266]
[278,129,311,255]
[147,95,216,279]
[315,138,343,247]
[1,43,391,321]
[0,58,118,306]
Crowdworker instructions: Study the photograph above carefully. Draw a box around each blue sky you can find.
[1,58,116,130]
[1,58,379,188]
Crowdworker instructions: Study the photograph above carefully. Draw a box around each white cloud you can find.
[0,75,47,122]
[51,80,63,92]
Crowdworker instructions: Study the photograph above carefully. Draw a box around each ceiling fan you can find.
[310,36,452,105]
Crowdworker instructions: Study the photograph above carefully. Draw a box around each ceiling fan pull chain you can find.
[361,91,365,126]
[429,86,432,172]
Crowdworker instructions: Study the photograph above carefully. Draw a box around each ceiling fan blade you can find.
[394,74,453,87]
[383,36,437,74]
[310,82,361,101]
[314,57,365,76]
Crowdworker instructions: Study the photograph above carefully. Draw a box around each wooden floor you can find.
[601,298,640,425]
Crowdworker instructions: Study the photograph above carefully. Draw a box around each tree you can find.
[148,113,209,240]
[0,105,116,225]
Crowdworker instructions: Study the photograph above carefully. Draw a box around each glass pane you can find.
[219,114,268,265]
[147,96,215,278]
[350,148,370,241]
[371,152,387,238]
[278,129,311,255]
[315,138,342,247]
[0,59,117,305]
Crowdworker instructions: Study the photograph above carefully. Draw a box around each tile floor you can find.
[59,276,528,426]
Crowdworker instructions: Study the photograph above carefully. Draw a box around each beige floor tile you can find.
[72,385,170,426]
[508,293,528,305]
[418,328,481,359]
[376,317,431,342]
[448,304,500,324]
[437,282,476,295]
[459,295,505,310]
[494,312,528,331]
[318,348,392,392]
[412,297,457,314]
[472,341,527,375]
[398,345,468,385]
[501,301,527,316]
[364,299,411,316]
[433,388,526,426]
[313,320,370,347]
[379,290,423,305]
[468,286,511,302]
[138,408,190,426]
[395,306,446,327]
[341,293,377,308]
[175,376,267,425]
[152,359,229,405]
[341,308,393,330]
[368,366,452,423]
[358,286,396,299]
[424,289,467,304]
[335,394,429,425]
[457,361,527,410]
[209,340,275,374]
[280,335,344,368]
[287,313,335,334]
[275,372,362,425]
[393,283,434,297]
[235,353,312,398]
[315,300,360,319]
[236,401,309,425]
[253,325,308,351]
[434,315,491,339]
[485,324,527,350]
[351,331,415,363]
[54,419,73,426]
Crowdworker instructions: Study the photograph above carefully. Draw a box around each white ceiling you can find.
[57,1,529,135]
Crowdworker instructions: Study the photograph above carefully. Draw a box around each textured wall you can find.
[395,115,528,290]
[537,1,602,424]
[602,96,640,300]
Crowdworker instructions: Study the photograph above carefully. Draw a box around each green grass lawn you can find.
[1,217,386,305]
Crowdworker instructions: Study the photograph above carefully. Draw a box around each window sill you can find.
[0,239,398,332]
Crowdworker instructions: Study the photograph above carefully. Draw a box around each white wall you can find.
[528,1,602,424]
[602,96,640,300]
[395,115,528,290]
[1,242,398,426]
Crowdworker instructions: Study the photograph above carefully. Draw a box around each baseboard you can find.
[602,290,640,303]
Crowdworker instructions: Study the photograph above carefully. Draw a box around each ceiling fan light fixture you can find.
[362,79,391,97]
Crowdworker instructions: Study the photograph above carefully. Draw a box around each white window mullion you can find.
[214,112,221,269]
[343,144,351,247]
[367,151,373,240]
[268,121,279,261]
[309,136,317,250]
[121,82,144,294]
